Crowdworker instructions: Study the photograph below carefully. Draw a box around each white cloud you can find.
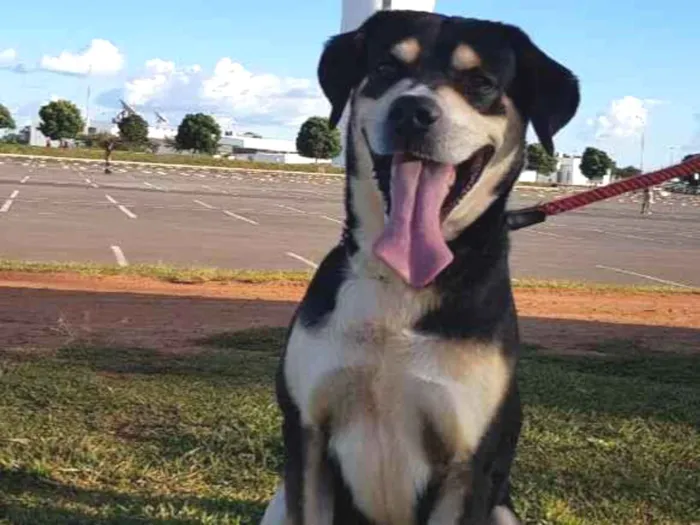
[589,96,665,139]
[0,48,17,65]
[119,57,329,132]
[40,39,124,75]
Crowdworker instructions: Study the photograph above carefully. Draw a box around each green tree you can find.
[296,117,341,161]
[117,113,149,149]
[613,165,642,179]
[0,103,16,130]
[77,131,119,149]
[175,113,221,154]
[526,143,557,175]
[38,100,84,141]
[580,147,613,180]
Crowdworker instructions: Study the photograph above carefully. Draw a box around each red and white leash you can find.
[508,155,700,230]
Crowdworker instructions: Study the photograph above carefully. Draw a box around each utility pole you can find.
[85,64,92,134]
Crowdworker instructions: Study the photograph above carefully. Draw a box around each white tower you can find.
[341,0,437,32]
[335,0,435,166]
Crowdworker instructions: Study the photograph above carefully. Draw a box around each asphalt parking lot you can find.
[1,155,699,288]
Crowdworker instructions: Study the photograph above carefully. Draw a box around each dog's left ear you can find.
[506,26,580,155]
[318,30,367,128]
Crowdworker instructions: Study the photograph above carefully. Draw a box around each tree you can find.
[580,147,613,180]
[296,117,342,161]
[613,165,642,179]
[38,100,84,142]
[526,143,557,175]
[175,113,221,154]
[0,103,16,130]
[77,131,119,149]
[117,113,149,149]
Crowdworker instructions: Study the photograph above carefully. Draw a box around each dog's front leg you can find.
[301,426,334,525]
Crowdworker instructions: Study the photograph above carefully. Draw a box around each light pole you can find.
[634,114,646,172]
[669,145,677,165]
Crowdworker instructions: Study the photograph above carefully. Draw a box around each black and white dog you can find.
[262,9,579,525]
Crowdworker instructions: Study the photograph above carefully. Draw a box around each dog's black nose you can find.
[388,96,442,134]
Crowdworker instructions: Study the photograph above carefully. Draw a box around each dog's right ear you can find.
[318,30,367,128]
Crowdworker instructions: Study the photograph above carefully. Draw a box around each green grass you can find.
[1,328,698,524]
[0,259,312,285]
[0,144,345,175]
[2,259,698,294]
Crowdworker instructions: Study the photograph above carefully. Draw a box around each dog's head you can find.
[318,10,579,288]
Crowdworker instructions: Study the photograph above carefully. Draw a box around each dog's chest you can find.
[283,275,512,523]
[284,275,510,446]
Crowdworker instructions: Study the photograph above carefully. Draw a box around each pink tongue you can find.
[373,155,455,288]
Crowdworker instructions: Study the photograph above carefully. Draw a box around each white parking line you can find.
[194,199,215,209]
[105,194,137,219]
[0,190,19,213]
[223,210,258,225]
[20,176,30,184]
[144,181,164,191]
[595,265,693,289]
[110,245,129,267]
[590,228,658,242]
[527,230,568,239]
[286,251,318,269]
[277,204,306,214]
[321,215,343,224]
[118,205,138,219]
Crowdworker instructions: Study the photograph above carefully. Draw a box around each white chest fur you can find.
[284,272,512,524]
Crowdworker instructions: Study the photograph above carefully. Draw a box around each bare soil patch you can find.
[1,272,697,355]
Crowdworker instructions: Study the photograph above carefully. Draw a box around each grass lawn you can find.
[1,328,698,524]
[0,145,344,175]
[1,259,697,294]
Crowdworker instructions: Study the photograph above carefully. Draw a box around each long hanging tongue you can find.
[373,154,456,288]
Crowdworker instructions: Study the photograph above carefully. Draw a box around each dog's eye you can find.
[469,72,496,91]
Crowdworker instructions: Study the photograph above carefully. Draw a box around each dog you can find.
[262,9,579,525]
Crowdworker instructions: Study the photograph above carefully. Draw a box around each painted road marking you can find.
[528,230,568,239]
[202,184,230,195]
[595,265,693,289]
[118,205,137,219]
[590,228,659,243]
[0,190,19,213]
[105,194,137,219]
[110,245,129,267]
[194,199,215,209]
[20,176,30,184]
[223,210,258,225]
[144,181,165,191]
[277,204,306,214]
[286,251,318,269]
[321,215,343,224]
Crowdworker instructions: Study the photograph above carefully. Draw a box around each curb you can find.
[0,153,346,178]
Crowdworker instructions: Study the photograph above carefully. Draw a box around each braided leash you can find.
[507,155,700,230]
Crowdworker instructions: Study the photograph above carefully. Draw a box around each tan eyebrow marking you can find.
[391,37,421,64]
[451,44,482,70]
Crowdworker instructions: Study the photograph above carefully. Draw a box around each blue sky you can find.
[1,0,699,168]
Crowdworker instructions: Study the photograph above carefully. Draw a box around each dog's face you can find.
[318,11,579,288]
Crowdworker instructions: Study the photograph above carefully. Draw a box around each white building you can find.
[518,154,612,186]
[219,132,330,165]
